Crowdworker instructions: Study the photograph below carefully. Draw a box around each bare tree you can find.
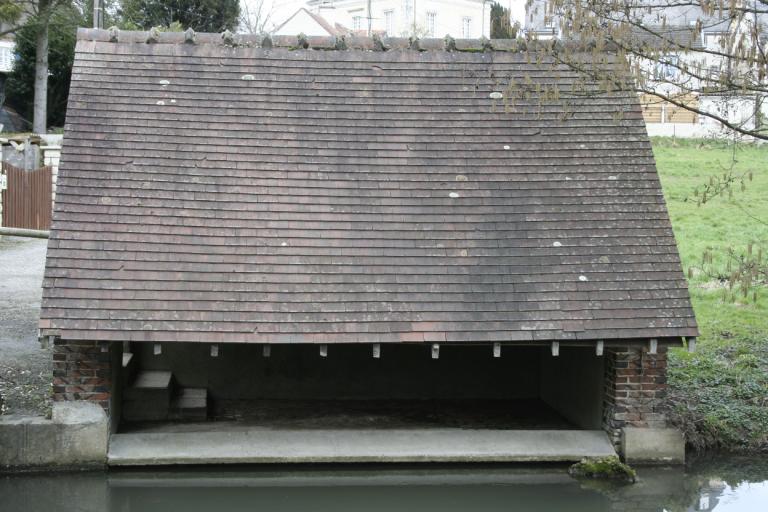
[239,0,272,34]
[523,0,768,140]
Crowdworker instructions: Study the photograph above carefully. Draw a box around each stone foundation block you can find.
[620,427,685,465]
[0,401,108,470]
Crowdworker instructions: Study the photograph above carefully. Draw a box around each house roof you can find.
[629,25,705,51]
[39,29,698,344]
[273,8,349,37]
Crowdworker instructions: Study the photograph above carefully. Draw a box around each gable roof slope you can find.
[39,30,698,344]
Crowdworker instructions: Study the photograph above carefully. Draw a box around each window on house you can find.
[462,17,471,38]
[384,10,394,36]
[426,12,436,37]
[353,16,362,30]
[705,33,726,50]
[404,0,413,17]
[654,54,679,80]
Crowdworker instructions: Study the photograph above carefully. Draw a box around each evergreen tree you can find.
[490,2,518,39]
[5,4,83,130]
[118,0,240,32]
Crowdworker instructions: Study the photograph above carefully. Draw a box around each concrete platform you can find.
[108,428,616,466]
[0,402,108,470]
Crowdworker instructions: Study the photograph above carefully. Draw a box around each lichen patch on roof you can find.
[39,29,698,344]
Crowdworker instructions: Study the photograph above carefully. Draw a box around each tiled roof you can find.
[273,8,349,37]
[39,29,698,344]
[630,25,705,50]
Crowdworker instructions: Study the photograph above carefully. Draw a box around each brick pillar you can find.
[52,339,113,413]
[603,344,668,449]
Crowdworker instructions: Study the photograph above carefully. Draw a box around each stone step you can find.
[122,401,169,422]
[124,371,173,402]
[120,352,137,388]
[169,388,208,421]
[133,370,173,390]
[122,371,174,422]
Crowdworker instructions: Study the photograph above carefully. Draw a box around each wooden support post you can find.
[210,344,219,357]
[596,340,604,356]
[649,338,658,354]
[372,343,381,359]
[687,337,696,353]
[431,344,440,359]
[493,342,501,358]
[551,341,559,357]
[153,343,162,355]
[39,335,54,349]
[320,344,328,357]
[262,345,271,358]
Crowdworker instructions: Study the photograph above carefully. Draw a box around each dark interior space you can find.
[119,343,605,432]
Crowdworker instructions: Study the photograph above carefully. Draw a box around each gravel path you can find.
[0,235,51,416]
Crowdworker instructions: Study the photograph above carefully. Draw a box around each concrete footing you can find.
[0,402,108,470]
[2,405,684,469]
[620,427,685,465]
[108,428,617,466]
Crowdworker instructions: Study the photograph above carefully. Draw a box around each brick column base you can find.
[603,345,668,449]
[52,339,113,413]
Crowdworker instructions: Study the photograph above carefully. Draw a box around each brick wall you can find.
[603,345,669,449]
[52,340,113,413]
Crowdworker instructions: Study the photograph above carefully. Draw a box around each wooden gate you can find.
[1,162,53,230]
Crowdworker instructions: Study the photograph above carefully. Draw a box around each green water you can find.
[2,457,766,512]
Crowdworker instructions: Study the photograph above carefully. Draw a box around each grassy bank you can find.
[652,137,768,452]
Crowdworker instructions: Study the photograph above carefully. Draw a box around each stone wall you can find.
[603,345,669,449]
[42,144,61,203]
[52,340,113,413]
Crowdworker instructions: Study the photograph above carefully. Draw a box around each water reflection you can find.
[1,457,766,512]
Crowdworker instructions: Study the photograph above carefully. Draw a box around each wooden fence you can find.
[1,162,53,230]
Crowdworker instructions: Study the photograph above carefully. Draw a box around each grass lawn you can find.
[652,137,768,452]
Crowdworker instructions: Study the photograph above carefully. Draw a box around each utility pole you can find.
[32,0,51,135]
[367,0,372,36]
[93,0,102,29]
[481,0,486,38]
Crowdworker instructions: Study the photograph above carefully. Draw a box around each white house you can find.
[524,1,767,139]
[299,0,492,38]
[0,40,14,74]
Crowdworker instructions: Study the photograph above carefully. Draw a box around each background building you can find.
[299,0,492,38]
[523,0,768,139]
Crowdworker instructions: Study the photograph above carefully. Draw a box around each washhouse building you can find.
[39,28,698,465]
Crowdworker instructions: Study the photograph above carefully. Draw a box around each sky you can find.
[240,0,527,34]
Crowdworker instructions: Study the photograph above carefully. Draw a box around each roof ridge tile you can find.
[78,28,593,53]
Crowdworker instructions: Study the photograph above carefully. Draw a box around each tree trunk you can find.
[33,3,51,135]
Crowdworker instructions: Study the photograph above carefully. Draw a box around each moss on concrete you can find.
[568,456,637,483]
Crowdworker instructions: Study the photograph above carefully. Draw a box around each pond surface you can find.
[1,456,766,512]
